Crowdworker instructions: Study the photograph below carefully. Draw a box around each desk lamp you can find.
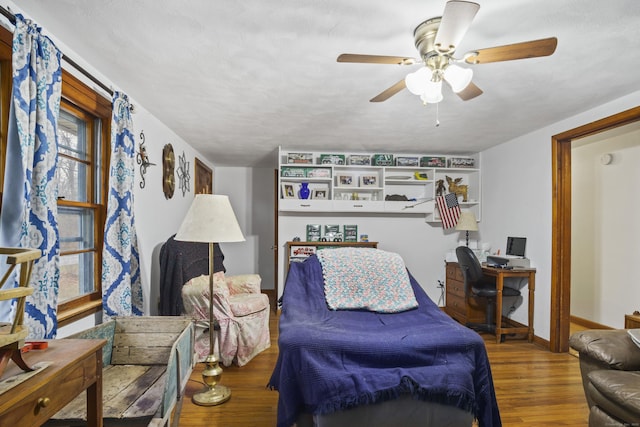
[455,211,478,247]
[175,194,245,406]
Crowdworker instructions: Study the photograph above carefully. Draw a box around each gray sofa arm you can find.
[570,329,640,371]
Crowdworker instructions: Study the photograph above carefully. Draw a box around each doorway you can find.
[550,105,640,352]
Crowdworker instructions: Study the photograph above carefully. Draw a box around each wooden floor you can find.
[178,314,589,426]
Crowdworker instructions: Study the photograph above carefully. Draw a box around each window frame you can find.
[0,24,112,326]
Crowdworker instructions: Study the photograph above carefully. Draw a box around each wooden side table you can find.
[0,339,105,426]
[625,312,640,329]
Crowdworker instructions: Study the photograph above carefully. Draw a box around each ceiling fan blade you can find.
[370,80,406,102]
[434,1,480,54]
[456,81,483,101]
[337,54,417,65]
[464,37,558,64]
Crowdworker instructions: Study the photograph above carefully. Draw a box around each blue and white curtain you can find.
[0,15,62,338]
[102,92,143,319]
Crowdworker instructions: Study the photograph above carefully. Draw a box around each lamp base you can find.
[192,384,231,406]
[192,352,231,406]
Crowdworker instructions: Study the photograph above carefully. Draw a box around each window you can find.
[0,24,111,325]
[56,72,111,325]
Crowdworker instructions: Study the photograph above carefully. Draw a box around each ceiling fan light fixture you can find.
[405,67,432,95]
[444,64,473,93]
[420,79,443,104]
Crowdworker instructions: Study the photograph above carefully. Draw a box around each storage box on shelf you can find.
[278,148,480,219]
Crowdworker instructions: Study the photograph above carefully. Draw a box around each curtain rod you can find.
[0,4,114,97]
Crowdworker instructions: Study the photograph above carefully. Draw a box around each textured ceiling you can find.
[13,0,640,166]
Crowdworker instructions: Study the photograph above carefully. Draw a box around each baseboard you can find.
[570,315,612,330]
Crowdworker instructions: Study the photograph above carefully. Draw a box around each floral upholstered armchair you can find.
[181,271,270,367]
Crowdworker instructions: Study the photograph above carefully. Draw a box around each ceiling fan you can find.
[337,0,557,104]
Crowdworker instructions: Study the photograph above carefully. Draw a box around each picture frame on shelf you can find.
[306,224,321,242]
[359,175,378,187]
[320,154,345,165]
[281,183,296,199]
[420,156,446,167]
[336,174,355,187]
[287,152,313,164]
[311,189,328,199]
[447,157,475,168]
[395,156,419,167]
[343,225,358,242]
[281,167,306,177]
[348,154,370,166]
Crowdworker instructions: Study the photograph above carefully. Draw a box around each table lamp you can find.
[174,194,245,406]
[455,211,478,247]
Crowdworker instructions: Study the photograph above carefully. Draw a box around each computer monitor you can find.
[506,237,527,257]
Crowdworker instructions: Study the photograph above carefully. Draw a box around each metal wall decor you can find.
[136,130,155,188]
[162,143,175,199]
[176,151,190,197]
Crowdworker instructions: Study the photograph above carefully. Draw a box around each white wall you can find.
[214,166,275,287]
[481,90,640,341]
[571,127,640,328]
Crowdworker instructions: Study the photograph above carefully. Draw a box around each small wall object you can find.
[135,130,155,189]
[162,144,175,199]
[176,151,190,197]
[446,175,468,202]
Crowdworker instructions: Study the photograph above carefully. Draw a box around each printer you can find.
[486,255,530,268]
[486,236,531,268]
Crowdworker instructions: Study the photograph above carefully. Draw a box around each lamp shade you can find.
[444,64,473,93]
[455,211,478,231]
[405,67,432,95]
[174,194,245,243]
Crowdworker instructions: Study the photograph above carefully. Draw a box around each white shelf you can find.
[278,148,481,220]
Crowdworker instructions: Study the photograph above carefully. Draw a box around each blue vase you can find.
[299,182,310,199]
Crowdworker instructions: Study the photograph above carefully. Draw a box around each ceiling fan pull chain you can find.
[435,103,440,127]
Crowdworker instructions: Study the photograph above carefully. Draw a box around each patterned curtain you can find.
[0,15,63,338]
[102,92,143,319]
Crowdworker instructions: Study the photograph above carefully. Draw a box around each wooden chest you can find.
[47,316,194,427]
[444,262,488,325]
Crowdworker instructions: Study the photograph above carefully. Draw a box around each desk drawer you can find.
[446,263,464,282]
[447,279,465,299]
[0,352,97,426]
[446,293,466,316]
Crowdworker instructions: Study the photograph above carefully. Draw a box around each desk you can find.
[0,339,105,427]
[481,265,536,344]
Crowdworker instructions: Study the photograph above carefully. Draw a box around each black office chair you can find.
[455,246,521,338]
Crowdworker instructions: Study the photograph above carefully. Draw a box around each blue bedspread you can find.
[268,255,501,427]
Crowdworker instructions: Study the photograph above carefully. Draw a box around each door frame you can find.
[550,105,640,352]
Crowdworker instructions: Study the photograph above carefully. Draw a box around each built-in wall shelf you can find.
[277,147,481,221]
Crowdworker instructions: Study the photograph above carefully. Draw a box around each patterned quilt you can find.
[317,247,418,313]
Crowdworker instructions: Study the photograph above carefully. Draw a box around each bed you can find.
[268,248,501,427]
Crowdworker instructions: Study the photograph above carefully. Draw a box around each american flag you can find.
[436,193,461,229]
